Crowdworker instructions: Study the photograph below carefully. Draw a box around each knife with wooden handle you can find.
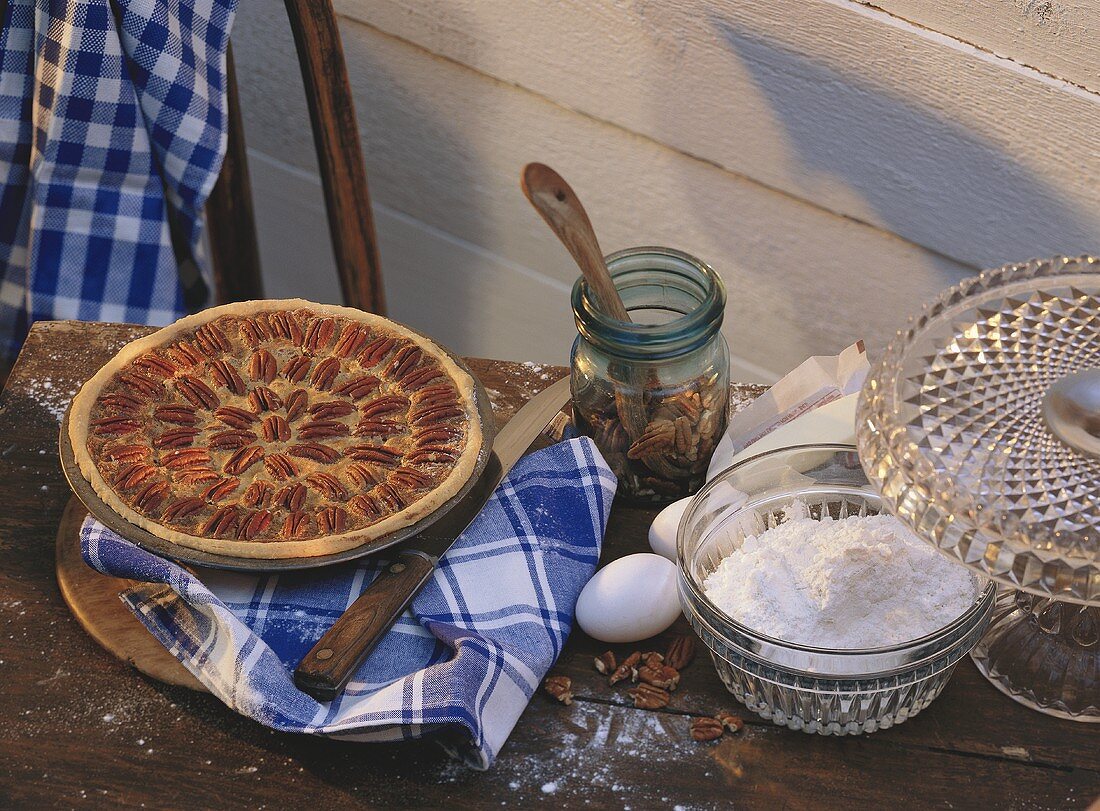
[294,375,573,701]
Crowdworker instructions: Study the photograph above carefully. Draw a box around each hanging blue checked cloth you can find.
[0,0,237,363]
[81,438,616,769]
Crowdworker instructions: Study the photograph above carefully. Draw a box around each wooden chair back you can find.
[204,0,385,314]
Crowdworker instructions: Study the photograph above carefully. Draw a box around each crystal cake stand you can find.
[857,256,1099,721]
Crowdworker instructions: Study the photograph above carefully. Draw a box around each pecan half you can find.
[282,355,311,384]
[387,345,422,379]
[281,511,310,538]
[204,477,241,502]
[594,651,617,676]
[132,353,177,378]
[360,395,409,420]
[284,388,308,421]
[345,444,401,465]
[334,374,379,400]
[194,322,231,354]
[298,420,349,439]
[627,683,670,709]
[163,448,212,470]
[390,466,433,490]
[215,405,258,428]
[166,341,205,369]
[411,391,458,413]
[409,405,462,426]
[264,453,298,480]
[236,510,273,540]
[642,651,665,667]
[346,463,380,489]
[210,359,246,395]
[114,463,158,490]
[133,481,170,511]
[102,444,149,463]
[267,311,304,344]
[543,675,573,705]
[209,430,256,450]
[239,319,270,348]
[261,415,291,442]
[354,419,404,438]
[224,445,264,475]
[153,427,199,449]
[91,417,141,437]
[306,472,348,500]
[405,447,458,465]
[411,384,456,407]
[309,400,355,420]
[316,506,347,533]
[154,405,198,426]
[674,415,694,457]
[163,497,206,521]
[358,336,396,368]
[637,664,680,691]
[177,375,218,409]
[413,426,460,446]
[372,483,405,511]
[626,419,676,460]
[690,716,723,743]
[242,481,274,508]
[715,710,744,733]
[303,317,335,353]
[274,483,308,511]
[118,372,164,398]
[177,469,220,486]
[203,506,240,537]
[310,357,341,390]
[664,635,696,671]
[100,392,144,413]
[399,365,444,390]
[609,651,641,686]
[289,443,341,463]
[666,390,703,422]
[348,493,382,519]
[248,350,278,383]
[333,323,369,358]
[248,386,283,412]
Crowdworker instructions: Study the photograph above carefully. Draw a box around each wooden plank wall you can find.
[229,0,1100,381]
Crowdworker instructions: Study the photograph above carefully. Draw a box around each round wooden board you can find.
[55,498,208,692]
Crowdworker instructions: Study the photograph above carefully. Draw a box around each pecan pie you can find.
[68,300,483,558]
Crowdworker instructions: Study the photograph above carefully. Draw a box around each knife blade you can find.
[294,375,572,701]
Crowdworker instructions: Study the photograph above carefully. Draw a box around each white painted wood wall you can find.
[228,0,1100,383]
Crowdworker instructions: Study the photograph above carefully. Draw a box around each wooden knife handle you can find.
[294,550,436,701]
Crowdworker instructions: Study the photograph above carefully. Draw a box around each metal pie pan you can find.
[59,347,496,572]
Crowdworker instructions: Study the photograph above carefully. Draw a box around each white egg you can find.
[648,497,691,562]
[575,553,682,643]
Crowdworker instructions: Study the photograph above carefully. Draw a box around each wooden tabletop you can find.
[1,321,1096,810]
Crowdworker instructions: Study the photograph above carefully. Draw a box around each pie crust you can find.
[68,299,483,558]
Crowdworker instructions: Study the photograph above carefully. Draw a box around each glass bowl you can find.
[676,444,997,735]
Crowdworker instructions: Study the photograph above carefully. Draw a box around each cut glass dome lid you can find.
[857,256,1100,605]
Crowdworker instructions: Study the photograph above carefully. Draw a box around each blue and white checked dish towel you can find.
[0,0,238,362]
[80,437,616,769]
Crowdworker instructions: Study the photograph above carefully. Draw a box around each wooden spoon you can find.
[521,163,631,323]
[521,163,648,437]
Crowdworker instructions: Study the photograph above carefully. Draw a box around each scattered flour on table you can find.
[23,376,79,421]
[521,361,553,381]
[433,701,732,809]
[702,502,979,648]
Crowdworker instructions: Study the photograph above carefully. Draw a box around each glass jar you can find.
[570,246,729,503]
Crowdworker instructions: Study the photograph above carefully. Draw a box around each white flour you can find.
[702,503,978,648]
